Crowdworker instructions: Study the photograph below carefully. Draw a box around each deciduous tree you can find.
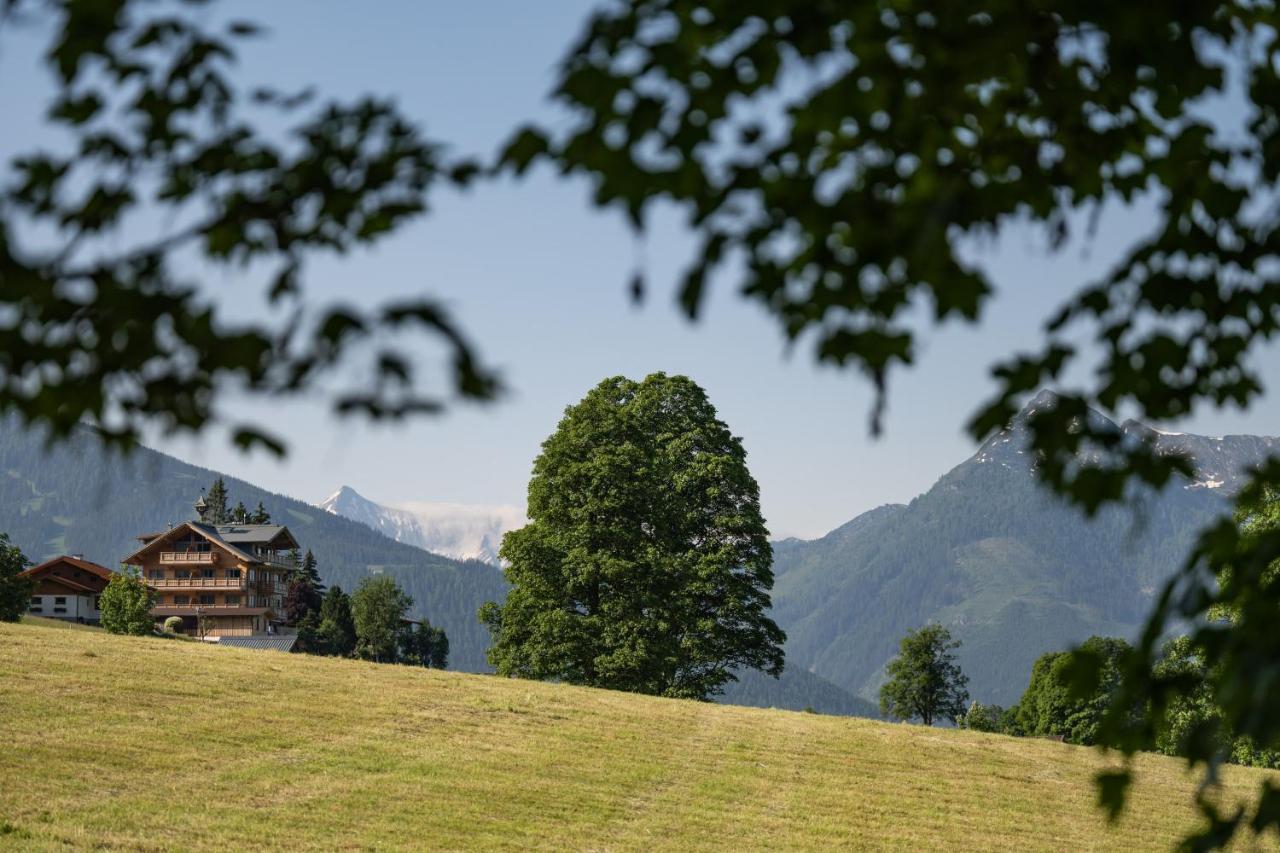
[480,373,784,700]
[99,567,155,636]
[351,576,412,663]
[0,533,33,622]
[317,585,357,657]
[879,624,969,726]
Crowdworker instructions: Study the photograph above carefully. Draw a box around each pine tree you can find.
[250,501,271,524]
[232,501,249,524]
[299,549,324,595]
[205,477,231,525]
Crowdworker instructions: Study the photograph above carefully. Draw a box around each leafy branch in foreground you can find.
[506,4,1280,846]
[0,0,497,455]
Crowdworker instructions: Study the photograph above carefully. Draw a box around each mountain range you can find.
[319,486,523,565]
[769,391,1279,706]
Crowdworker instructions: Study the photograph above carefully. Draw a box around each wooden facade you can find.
[124,517,301,639]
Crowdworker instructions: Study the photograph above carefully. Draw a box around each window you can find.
[149,570,164,580]
[198,594,215,605]
[174,595,190,606]
[225,595,240,606]
[224,568,241,579]
[53,606,66,614]
[54,597,66,605]
[201,568,215,579]
[175,569,191,579]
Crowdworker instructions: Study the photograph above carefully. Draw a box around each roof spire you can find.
[194,492,209,523]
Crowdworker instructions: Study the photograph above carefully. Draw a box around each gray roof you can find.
[210,524,293,546]
[217,635,298,653]
[124,521,299,566]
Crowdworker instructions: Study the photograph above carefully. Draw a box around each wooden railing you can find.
[149,578,244,589]
[159,551,216,564]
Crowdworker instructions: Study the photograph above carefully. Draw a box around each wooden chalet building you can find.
[22,555,115,623]
[123,495,301,638]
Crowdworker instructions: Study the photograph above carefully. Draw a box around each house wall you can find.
[27,593,100,623]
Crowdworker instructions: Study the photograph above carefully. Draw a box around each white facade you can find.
[28,593,101,623]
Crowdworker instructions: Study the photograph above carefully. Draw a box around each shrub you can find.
[163,616,183,634]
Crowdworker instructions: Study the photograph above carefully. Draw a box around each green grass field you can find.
[1,619,1274,851]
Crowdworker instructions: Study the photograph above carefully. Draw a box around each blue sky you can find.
[3,2,1278,538]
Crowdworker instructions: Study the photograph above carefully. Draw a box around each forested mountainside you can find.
[0,418,507,671]
[770,395,1280,707]
[720,666,878,717]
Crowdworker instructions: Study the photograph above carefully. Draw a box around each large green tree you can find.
[351,576,412,663]
[1013,636,1131,746]
[480,373,784,700]
[878,624,969,726]
[0,533,33,622]
[99,567,155,636]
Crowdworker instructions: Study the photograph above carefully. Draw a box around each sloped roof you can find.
[217,635,298,653]
[30,574,99,593]
[123,522,259,565]
[21,555,116,582]
[212,524,297,549]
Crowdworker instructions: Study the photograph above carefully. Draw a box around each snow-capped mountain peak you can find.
[319,486,524,565]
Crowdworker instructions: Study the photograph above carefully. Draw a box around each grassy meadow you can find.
[0,618,1275,851]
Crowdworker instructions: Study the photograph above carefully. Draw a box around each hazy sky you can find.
[3,2,1278,539]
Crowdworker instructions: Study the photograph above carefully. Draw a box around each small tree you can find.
[231,501,249,524]
[398,622,450,669]
[250,501,272,524]
[960,701,1006,734]
[427,626,449,670]
[283,576,323,627]
[99,568,155,636]
[351,576,412,662]
[295,549,325,595]
[205,478,231,525]
[318,585,357,657]
[0,533,33,622]
[879,624,969,726]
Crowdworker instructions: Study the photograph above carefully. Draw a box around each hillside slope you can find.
[0,418,507,671]
[771,395,1279,706]
[0,620,1270,851]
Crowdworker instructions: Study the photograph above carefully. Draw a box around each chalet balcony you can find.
[148,577,245,589]
[256,552,297,571]
[160,551,217,565]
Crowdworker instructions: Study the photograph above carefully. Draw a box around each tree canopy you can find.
[351,576,412,663]
[878,624,969,726]
[99,567,154,636]
[0,532,33,622]
[480,373,784,700]
[0,0,496,456]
